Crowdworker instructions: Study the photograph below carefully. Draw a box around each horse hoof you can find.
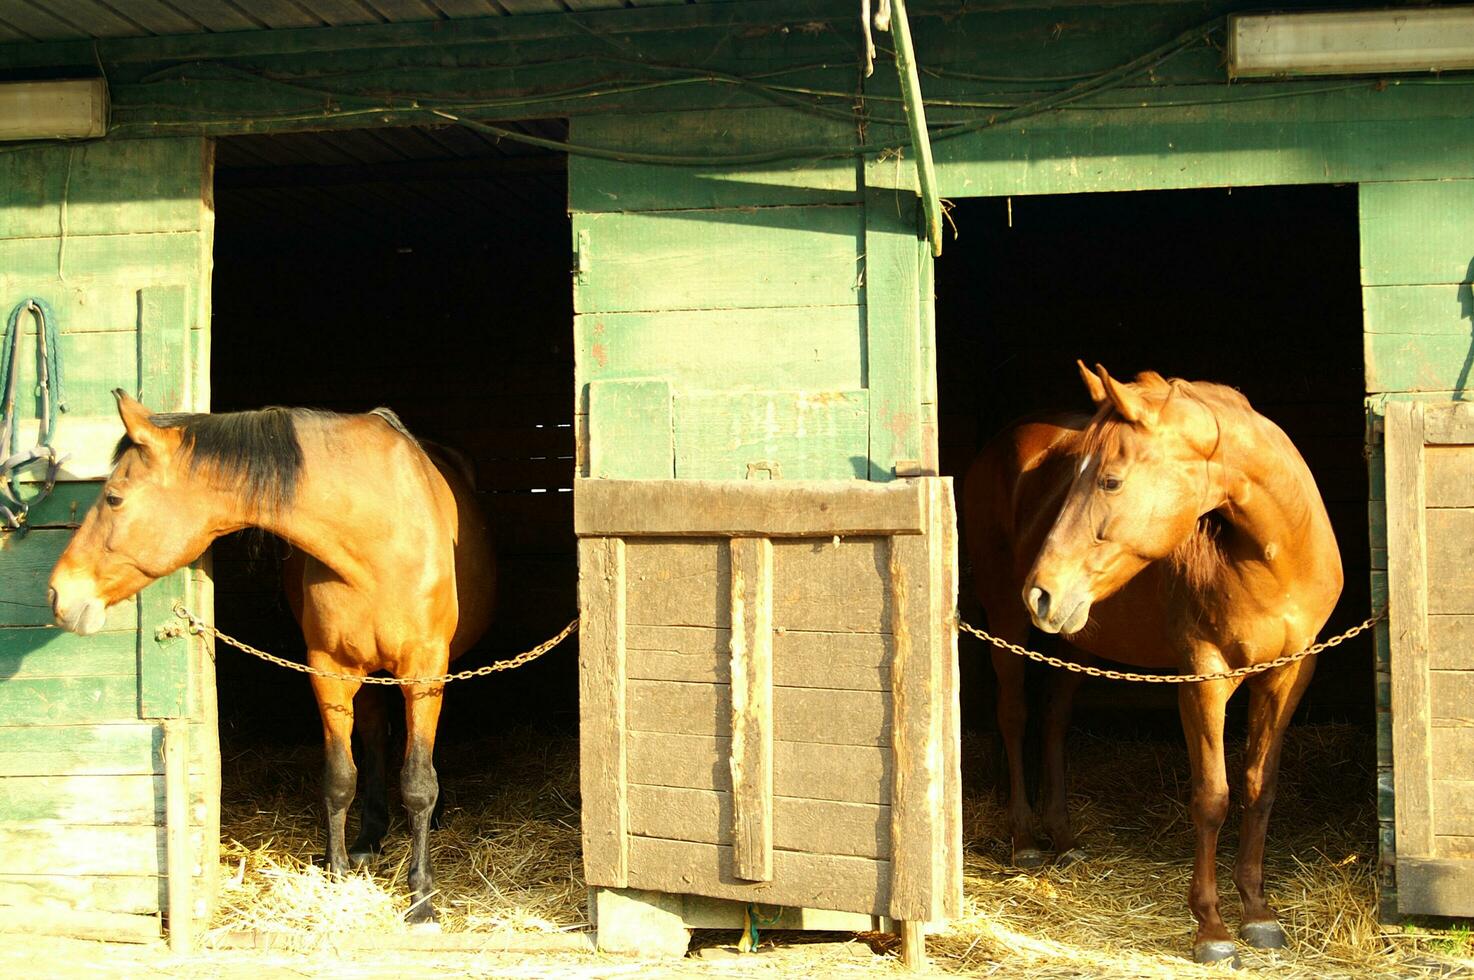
[1012,848,1047,870]
[1240,921,1287,950]
[1055,848,1088,867]
[406,898,439,927]
[1193,940,1241,968]
[348,850,377,869]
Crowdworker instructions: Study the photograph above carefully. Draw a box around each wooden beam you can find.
[728,536,773,882]
[885,0,942,257]
[578,536,629,888]
[214,154,565,191]
[163,718,192,955]
[574,479,928,538]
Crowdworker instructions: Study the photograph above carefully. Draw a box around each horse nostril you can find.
[1028,586,1051,620]
[46,587,57,611]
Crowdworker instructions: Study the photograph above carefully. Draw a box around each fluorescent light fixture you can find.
[0,78,108,141]
[1229,7,1474,78]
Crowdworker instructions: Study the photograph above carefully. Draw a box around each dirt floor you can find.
[5,724,1472,979]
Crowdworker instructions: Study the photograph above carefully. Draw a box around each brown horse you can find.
[964,363,1342,965]
[48,390,495,924]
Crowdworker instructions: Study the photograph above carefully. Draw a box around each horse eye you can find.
[105,492,124,508]
[1099,475,1123,493]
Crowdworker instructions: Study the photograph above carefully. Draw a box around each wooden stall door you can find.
[0,138,217,942]
[1385,401,1474,915]
[575,478,962,927]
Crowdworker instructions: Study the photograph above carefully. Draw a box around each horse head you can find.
[49,391,238,634]
[1023,361,1223,635]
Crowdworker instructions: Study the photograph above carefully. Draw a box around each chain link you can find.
[957,607,1385,684]
[171,602,576,686]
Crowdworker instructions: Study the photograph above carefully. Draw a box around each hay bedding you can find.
[211,725,1472,977]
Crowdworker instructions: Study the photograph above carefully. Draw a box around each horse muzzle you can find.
[1024,584,1092,636]
[48,585,108,636]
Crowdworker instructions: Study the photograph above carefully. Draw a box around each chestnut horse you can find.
[49,390,495,924]
[964,363,1342,965]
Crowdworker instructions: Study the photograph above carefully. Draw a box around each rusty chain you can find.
[170,602,576,686]
[957,607,1385,684]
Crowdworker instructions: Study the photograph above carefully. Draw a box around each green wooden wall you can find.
[570,108,935,483]
[0,138,218,937]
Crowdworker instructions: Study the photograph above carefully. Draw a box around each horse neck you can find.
[248,417,382,588]
[1207,406,1333,565]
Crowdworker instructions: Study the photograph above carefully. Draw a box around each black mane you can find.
[113,407,323,512]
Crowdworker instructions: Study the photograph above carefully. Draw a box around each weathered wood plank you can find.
[576,479,926,538]
[1360,180,1474,287]
[728,537,773,881]
[568,108,860,213]
[139,570,191,719]
[1422,402,1474,445]
[0,773,204,825]
[627,732,890,805]
[578,537,628,889]
[1429,616,1474,671]
[887,501,943,922]
[624,539,729,629]
[1433,781,1474,837]
[864,189,926,481]
[627,785,888,861]
[1425,511,1474,615]
[0,529,137,630]
[1385,401,1435,859]
[573,306,864,411]
[0,874,161,916]
[0,139,209,240]
[627,625,890,691]
[571,206,862,314]
[586,380,673,481]
[673,389,869,481]
[1424,449,1474,509]
[0,825,165,876]
[1434,728,1474,775]
[0,234,206,285]
[626,836,887,916]
[0,675,140,726]
[0,723,162,778]
[0,904,159,944]
[163,719,191,953]
[0,629,136,678]
[934,478,963,919]
[1363,284,1474,337]
[772,537,891,633]
[1431,671,1474,728]
[1396,857,1474,917]
[1365,332,1474,396]
[1436,837,1474,860]
[627,679,891,746]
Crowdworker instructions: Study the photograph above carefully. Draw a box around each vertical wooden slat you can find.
[728,535,773,882]
[864,189,924,481]
[887,499,944,922]
[162,718,192,955]
[580,536,629,887]
[1386,402,1435,868]
[933,479,963,918]
[137,285,193,720]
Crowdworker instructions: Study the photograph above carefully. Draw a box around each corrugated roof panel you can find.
[95,0,202,35]
[39,0,147,37]
[294,0,387,27]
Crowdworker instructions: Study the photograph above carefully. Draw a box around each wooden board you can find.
[863,189,928,481]
[578,537,628,889]
[625,837,889,916]
[0,530,137,630]
[625,679,891,747]
[627,785,888,861]
[0,774,205,825]
[571,205,862,315]
[626,732,890,806]
[1359,180,1474,286]
[1424,449,1474,509]
[771,537,890,633]
[624,539,729,629]
[727,537,773,881]
[626,626,889,691]
[586,380,673,480]
[576,479,926,538]
[673,390,869,481]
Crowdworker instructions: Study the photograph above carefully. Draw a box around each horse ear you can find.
[1077,360,1107,406]
[1094,364,1153,427]
[113,388,173,458]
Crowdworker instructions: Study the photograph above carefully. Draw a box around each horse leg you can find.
[990,610,1044,869]
[1040,650,1089,864]
[349,685,391,867]
[1178,671,1239,965]
[401,678,445,926]
[310,667,362,878]
[1234,657,1316,950]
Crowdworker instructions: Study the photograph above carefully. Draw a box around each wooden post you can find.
[163,718,193,955]
[728,536,774,881]
[579,537,629,888]
[900,920,927,970]
[886,0,943,257]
